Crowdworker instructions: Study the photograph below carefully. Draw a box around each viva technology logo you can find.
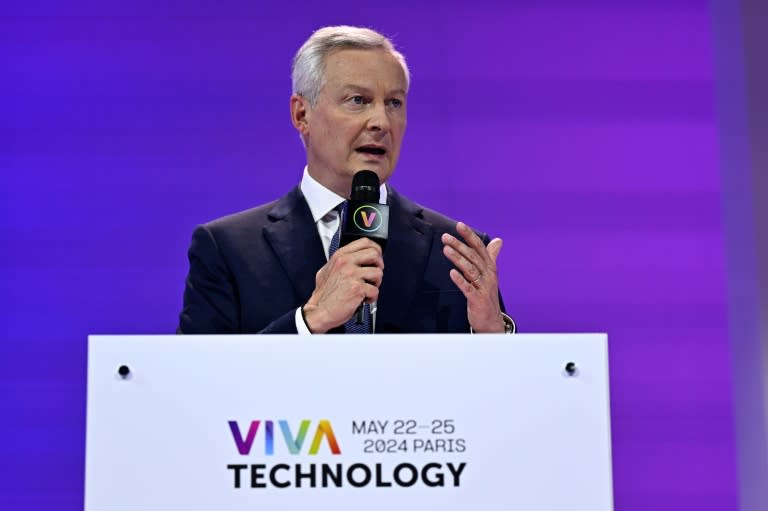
[226,419,467,489]
[352,205,383,232]
[228,419,341,455]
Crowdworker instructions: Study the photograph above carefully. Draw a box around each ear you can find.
[290,94,311,138]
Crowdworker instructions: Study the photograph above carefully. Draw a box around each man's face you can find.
[292,48,408,196]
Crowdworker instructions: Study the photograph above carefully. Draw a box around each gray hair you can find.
[292,25,410,105]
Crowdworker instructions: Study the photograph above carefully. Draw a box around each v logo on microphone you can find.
[359,211,377,228]
[352,204,384,233]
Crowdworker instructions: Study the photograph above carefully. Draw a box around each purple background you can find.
[1,1,742,509]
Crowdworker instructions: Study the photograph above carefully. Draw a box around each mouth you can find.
[355,145,387,157]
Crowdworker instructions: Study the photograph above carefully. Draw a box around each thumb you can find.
[487,238,503,263]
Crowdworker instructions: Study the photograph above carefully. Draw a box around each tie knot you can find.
[324,202,344,222]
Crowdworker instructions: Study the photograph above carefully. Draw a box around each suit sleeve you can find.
[177,225,300,334]
[177,225,240,333]
[259,310,300,334]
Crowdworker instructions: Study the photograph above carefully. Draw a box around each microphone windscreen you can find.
[351,170,380,202]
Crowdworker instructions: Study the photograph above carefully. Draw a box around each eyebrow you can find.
[341,84,407,97]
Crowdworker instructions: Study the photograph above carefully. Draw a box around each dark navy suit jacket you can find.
[178,186,500,334]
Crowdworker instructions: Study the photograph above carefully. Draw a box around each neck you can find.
[305,168,352,199]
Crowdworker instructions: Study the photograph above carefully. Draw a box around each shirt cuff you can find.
[295,307,312,335]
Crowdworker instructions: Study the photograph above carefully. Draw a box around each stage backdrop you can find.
[1,1,738,509]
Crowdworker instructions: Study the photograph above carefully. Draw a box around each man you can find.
[178,26,514,334]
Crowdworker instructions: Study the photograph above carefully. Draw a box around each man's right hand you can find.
[302,238,384,333]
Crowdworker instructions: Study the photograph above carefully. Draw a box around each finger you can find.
[449,268,475,297]
[456,222,491,263]
[359,266,384,287]
[350,247,385,268]
[354,282,380,304]
[333,246,385,269]
[337,237,383,255]
[364,283,380,304]
[441,232,485,271]
[487,238,503,263]
[443,244,482,282]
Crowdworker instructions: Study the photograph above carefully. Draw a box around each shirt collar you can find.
[300,166,388,223]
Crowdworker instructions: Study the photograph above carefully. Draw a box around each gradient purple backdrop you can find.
[1,1,738,509]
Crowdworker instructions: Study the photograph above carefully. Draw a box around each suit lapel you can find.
[263,186,327,304]
[377,187,433,331]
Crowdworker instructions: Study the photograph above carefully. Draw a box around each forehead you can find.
[322,48,407,92]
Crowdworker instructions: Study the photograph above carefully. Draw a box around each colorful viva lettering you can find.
[359,210,377,228]
[228,420,341,456]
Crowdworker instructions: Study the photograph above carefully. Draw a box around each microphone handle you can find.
[354,302,365,325]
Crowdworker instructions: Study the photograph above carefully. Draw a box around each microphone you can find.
[340,170,389,327]
[340,170,389,249]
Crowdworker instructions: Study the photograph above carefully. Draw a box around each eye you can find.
[387,98,404,109]
[348,95,366,105]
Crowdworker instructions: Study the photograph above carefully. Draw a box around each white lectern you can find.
[85,334,613,510]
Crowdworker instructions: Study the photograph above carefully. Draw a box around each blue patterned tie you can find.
[328,202,372,334]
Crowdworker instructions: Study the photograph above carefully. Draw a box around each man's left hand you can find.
[441,222,505,333]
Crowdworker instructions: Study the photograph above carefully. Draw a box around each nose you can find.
[366,101,391,134]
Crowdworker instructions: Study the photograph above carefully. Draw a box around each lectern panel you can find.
[85,334,612,510]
